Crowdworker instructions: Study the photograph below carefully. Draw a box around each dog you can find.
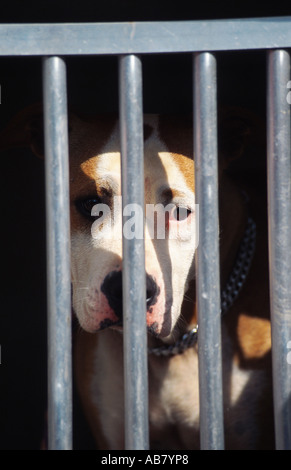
[0,106,274,449]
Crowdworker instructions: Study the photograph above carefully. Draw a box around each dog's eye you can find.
[172,206,192,221]
[75,197,102,219]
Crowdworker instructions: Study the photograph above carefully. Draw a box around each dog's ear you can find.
[0,103,44,157]
[218,107,265,166]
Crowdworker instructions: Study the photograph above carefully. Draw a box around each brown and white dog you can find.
[0,106,274,449]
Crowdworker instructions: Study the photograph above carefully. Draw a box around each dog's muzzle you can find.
[101,270,159,324]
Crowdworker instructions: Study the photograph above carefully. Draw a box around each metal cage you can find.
[1,17,291,450]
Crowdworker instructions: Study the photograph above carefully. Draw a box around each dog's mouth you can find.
[99,318,123,331]
[73,270,173,337]
[107,320,160,338]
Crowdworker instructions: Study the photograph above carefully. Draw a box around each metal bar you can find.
[119,54,149,450]
[1,17,291,56]
[267,49,291,450]
[43,56,72,450]
[193,52,224,450]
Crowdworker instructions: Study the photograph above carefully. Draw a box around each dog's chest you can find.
[148,350,200,448]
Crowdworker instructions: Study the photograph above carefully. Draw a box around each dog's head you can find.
[0,105,257,342]
[69,113,196,340]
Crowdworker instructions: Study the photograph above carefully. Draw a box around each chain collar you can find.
[148,217,256,357]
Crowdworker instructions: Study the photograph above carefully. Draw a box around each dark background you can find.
[0,1,290,450]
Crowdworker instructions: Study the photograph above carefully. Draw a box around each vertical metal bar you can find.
[119,54,149,450]
[43,56,72,450]
[267,49,291,450]
[193,52,224,450]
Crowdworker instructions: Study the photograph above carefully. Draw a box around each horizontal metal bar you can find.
[1,17,291,56]
[267,49,291,450]
[193,52,224,450]
[119,54,149,450]
[43,56,72,450]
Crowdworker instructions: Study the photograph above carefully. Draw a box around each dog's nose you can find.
[145,274,159,308]
[101,270,123,321]
[101,271,159,321]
